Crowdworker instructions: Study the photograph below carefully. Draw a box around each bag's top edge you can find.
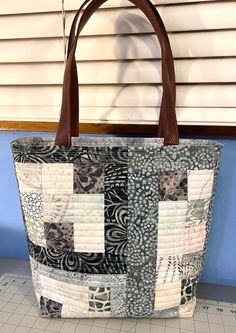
[11,136,223,149]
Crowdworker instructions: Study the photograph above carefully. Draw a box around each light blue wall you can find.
[0,131,235,286]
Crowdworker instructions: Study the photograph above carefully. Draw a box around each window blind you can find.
[0,0,235,128]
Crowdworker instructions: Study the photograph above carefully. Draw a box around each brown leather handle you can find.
[66,0,170,139]
[55,0,179,146]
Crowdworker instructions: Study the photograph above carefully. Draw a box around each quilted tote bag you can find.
[11,0,223,319]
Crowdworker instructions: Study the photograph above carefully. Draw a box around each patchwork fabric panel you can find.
[12,137,223,319]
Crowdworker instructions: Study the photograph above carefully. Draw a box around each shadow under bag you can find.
[11,0,223,319]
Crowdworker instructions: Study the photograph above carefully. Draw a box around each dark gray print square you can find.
[73,163,104,194]
[158,171,187,201]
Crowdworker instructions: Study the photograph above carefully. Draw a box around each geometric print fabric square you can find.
[158,171,187,201]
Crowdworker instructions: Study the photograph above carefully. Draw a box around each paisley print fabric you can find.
[28,239,127,274]
[73,163,104,194]
[12,136,223,319]
[105,187,128,256]
[127,162,159,317]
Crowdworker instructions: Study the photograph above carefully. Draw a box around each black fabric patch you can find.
[104,164,128,257]
[104,164,128,190]
[28,239,127,274]
[12,140,128,164]
[181,278,197,305]
[40,296,62,318]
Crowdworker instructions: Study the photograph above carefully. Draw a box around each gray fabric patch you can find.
[127,148,159,317]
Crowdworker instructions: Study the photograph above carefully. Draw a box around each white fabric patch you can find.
[20,192,46,247]
[30,256,41,297]
[155,281,181,311]
[179,297,197,318]
[42,194,104,224]
[24,217,46,247]
[72,194,105,252]
[188,169,214,200]
[42,164,73,194]
[156,255,182,284]
[40,275,89,314]
[157,201,187,256]
[74,222,105,253]
[61,305,89,318]
[184,225,206,254]
[15,162,42,193]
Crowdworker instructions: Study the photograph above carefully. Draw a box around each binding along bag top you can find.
[11,0,223,319]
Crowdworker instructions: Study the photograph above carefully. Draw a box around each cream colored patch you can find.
[42,164,73,194]
[40,275,89,315]
[15,162,42,193]
[156,255,182,284]
[157,201,187,256]
[30,256,41,297]
[42,194,104,224]
[155,281,181,311]
[188,169,214,200]
[184,225,206,253]
[179,297,197,318]
[74,222,105,253]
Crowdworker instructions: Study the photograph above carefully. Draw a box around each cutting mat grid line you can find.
[0,274,236,333]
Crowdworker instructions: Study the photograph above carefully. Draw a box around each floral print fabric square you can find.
[73,163,104,194]
[12,137,223,319]
[186,198,211,226]
[44,223,74,252]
